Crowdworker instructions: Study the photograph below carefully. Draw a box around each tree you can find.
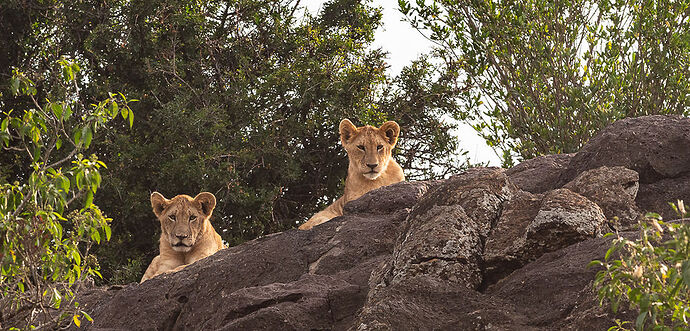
[1,0,471,284]
[400,0,690,166]
[0,59,134,329]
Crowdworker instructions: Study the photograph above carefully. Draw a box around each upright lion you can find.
[299,119,404,230]
[140,192,225,283]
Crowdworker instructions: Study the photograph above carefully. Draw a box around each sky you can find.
[301,0,501,166]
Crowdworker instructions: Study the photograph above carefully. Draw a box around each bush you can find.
[591,201,690,330]
[0,59,134,329]
[400,0,690,166]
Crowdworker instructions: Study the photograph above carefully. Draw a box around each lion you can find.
[298,119,405,230]
[140,192,225,283]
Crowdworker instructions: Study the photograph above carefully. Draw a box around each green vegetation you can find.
[0,60,134,329]
[399,0,690,166]
[592,202,690,330]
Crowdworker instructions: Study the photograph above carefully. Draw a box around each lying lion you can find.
[140,192,225,283]
[299,119,405,230]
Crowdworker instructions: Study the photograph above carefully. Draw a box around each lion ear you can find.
[379,121,400,146]
[194,192,217,217]
[150,192,168,218]
[339,119,358,144]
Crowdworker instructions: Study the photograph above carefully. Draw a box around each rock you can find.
[390,205,483,289]
[506,153,574,193]
[561,115,690,184]
[483,190,543,285]
[372,168,517,293]
[484,188,607,286]
[563,166,642,230]
[408,167,517,239]
[343,180,441,215]
[636,173,690,221]
[353,275,534,331]
[487,232,637,329]
[527,188,607,253]
[195,274,360,330]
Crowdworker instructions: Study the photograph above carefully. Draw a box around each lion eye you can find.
[189,215,197,222]
[357,145,365,151]
[168,215,176,222]
[377,145,383,151]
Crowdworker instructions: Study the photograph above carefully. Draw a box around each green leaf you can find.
[51,102,63,119]
[58,174,70,193]
[111,101,119,118]
[72,249,81,265]
[73,128,82,145]
[588,260,603,268]
[82,311,93,322]
[63,104,72,120]
[56,137,62,150]
[91,228,100,244]
[84,191,93,208]
[10,77,19,95]
[82,126,93,148]
[605,245,617,261]
[128,108,134,128]
[635,311,647,330]
[683,260,690,287]
[120,102,127,119]
[104,225,111,241]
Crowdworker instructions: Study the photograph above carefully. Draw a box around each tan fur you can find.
[299,119,404,230]
[140,192,225,283]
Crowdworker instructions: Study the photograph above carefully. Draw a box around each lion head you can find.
[150,192,217,253]
[339,119,401,180]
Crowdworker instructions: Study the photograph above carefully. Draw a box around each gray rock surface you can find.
[561,115,690,184]
[506,153,574,193]
[563,166,642,230]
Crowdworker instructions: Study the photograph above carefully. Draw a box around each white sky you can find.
[302,0,501,166]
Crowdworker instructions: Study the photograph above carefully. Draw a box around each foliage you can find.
[0,0,471,284]
[0,59,133,329]
[591,201,690,330]
[400,0,690,166]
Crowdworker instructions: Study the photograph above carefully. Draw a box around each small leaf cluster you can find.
[592,201,690,330]
[0,59,132,329]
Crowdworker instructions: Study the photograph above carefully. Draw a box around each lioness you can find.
[140,192,224,283]
[299,119,404,230]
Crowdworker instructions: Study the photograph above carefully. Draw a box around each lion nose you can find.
[176,234,189,240]
[366,163,378,170]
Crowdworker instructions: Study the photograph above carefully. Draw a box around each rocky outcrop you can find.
[76,115,690,330]
[563,166,642,229]
[506,153,574,193]
[559,115,690,220]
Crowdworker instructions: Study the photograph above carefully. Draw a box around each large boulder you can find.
[483,188,606,285]
[506,153,574,193]
[636,173,690,221]
[563,166,641,230]
[561,115,690,184]
[373,167,517,292]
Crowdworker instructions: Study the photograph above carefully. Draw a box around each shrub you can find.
[400,0,690,166]
[0,59,134,329]
[591,201,690,330]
